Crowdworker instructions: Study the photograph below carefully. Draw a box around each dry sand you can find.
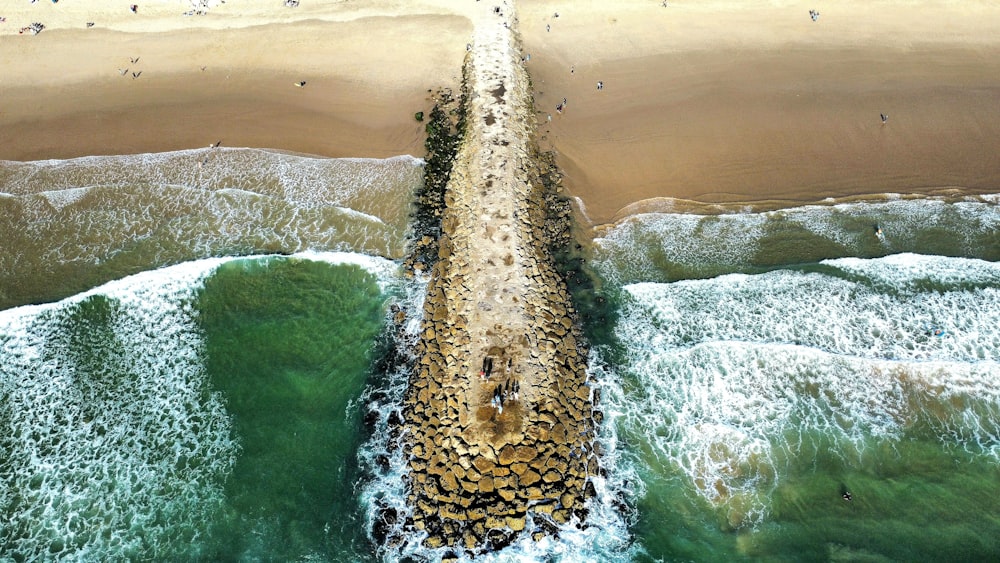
[3,0,1000,225]
[519,0,1000,223]
[0,0,473,160]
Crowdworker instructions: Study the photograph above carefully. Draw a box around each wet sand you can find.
[3,0,1000,225]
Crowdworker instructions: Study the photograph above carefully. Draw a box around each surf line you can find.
[394,0,599,554]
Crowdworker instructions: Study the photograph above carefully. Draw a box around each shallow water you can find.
[591,198,1000,562]
[592,194,1000,286]
[0,254,398,561]
[0,149,421,310]
[194,256,389,561]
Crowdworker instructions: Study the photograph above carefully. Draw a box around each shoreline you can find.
[0,5,472,161]
[3,1,1000,224]
[599,187,1000,226]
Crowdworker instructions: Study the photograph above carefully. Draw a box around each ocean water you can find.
[3,146,999,562]
[0,149,421,310]
[591,197,1000,562]
[0,252,399,561]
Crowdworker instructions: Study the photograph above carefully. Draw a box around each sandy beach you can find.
[0,0,472,160]
[3,0,1000,224]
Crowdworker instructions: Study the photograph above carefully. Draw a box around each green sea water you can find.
[3,145,999,562]
[595,199,1000,562]
[193,257,386,561]
[628,435,1000,562]
[0,256,392,561]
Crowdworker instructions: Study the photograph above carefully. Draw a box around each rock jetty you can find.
[400,1,598,553]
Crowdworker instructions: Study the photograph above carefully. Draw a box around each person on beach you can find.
[881,113,889,124]
[492,386,504,414]
[130,5,138,14]
[597,81,604,90]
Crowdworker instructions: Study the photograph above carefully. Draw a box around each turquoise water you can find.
[194,257,386,561]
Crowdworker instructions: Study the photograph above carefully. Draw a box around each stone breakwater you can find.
[400,2,598,553]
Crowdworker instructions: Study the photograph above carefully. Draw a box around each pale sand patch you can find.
[519,0,1000,224]
[0,1,474,160]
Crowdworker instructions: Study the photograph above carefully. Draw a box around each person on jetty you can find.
[492,385,504,414]
[480,356,494,380]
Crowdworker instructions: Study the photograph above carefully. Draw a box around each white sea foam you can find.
[0,252,403,560]
[0,259,235,560]
[609,254,1000,529]
[594,212,767,284]
[593,195,1000,285]
[37,186,93,211]
[1,149,421,273]
[627,261,1000,363]
[824,252,1000,289]
[4,149,421,210]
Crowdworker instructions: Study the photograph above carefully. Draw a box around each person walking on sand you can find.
[880,113,888,124]
[597,81,604,90]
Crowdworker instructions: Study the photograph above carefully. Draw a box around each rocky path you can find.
[401,0,598,553]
